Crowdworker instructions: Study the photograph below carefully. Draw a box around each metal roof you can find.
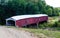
[6,14,48,21]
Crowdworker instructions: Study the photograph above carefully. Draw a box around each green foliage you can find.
[53,21,60,27]
[39,22,53,28]
[39,21,60,28]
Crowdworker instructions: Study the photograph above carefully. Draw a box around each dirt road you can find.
[0,26,37,38]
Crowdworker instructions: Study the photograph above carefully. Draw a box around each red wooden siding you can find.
[16,19,27,27]
[16,16,48,27]
[26,18,36,24]
[38,16,48,22]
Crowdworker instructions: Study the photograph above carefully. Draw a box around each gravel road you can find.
[0,26,37,38]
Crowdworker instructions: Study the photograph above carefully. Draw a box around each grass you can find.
[19,28,60,38]
[6,26,60,38]
[48,16,59,23]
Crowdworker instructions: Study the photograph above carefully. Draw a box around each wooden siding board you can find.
[16,19,27,27]
[16,16,48,27]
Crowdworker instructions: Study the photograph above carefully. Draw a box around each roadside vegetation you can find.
[20,28,60,38]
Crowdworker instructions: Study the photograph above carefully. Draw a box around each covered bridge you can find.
[6,14,48,27]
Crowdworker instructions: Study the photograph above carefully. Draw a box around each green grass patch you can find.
[20,28,60,38]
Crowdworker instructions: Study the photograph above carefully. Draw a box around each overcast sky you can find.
[45,0,60,7]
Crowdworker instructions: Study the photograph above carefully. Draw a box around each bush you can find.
[39,23,54,28]
[39,23,49,28]
[53,21,60,27]
[39,21,60,28]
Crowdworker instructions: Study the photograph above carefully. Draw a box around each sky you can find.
[45,0,60,7]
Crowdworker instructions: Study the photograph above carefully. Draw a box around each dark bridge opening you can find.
[7,20,15,26]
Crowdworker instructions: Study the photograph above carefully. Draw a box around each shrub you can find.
[54,21,60,27]
[39,23,48,28]
[39,21,60,28]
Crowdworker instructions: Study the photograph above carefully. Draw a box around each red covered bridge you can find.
[6,14,48,27]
